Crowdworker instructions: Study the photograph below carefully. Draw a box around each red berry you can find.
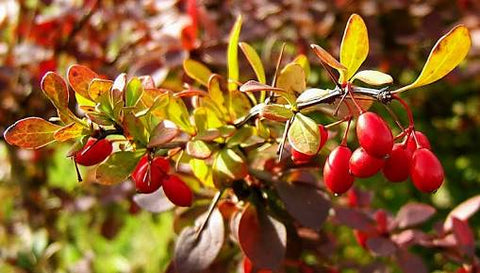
[74,138,112,166]
[319,124,329,149]
[406,131,431,152]
[132,155,170,193]
[375,210,388,234]
[356,112,393,158]
[349,147,384,178]
[410,148,444,193]
[291,149,315,164]
[382,143,412,182]
[323,146,355,195]
[354,230,368,249]
[163,175,193,207]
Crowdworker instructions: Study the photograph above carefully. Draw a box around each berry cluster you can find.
[73,137,192,207]
[321,108,444,195]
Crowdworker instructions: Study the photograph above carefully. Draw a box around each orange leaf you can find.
[54,122,86,142]
[310,44,347,79]
[4,117,61,149]
[67,64,98,99]
[88,79,113,101]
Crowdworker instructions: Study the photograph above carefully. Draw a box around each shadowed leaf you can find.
[395,203,436,229]
[212,149,248,188]
[240,42,266,84]
[366,237,397,256]
[334,207,375,232]
[396,249,427,273]
[452,217,475,256]
[96,151,143,185]
[288,113,320,155]
[133,188,175,213]
[4,117,61,149]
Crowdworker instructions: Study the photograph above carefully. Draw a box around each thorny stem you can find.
[268,43,287,103]
[277,115,295,161]
[195,190,224,240]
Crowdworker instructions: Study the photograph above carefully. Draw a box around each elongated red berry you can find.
[349,147,385,178]
[410,148,444,193]
[163,175,193,207]
[406,131,431,152]
[382,143,412,182]
[74,138,112,166]
[356,112,393,158]
[132,155,170,193]
[323,146,354,195]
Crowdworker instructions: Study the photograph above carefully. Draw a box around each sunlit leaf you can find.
[125,77,144,107]
[287,113,320,155]
[41,72,72,123]
[340,14,369,81]
[67,64,98,99]
[4,117,61,149]
[395,203,436,229]
[96,151,144,185]
[310,44,347,80]
[444,195,480,231]
[123,112,149,146]
[296,88,332,105]
[276,63,306,95]
[212,149,248,188]
[174,209,224,273]
[293,54,310,82]
[167,94,195,135]
[54,122,86,142]
[148,120,179,148]
[351,70,393,86]
[189,158,214,187]
[88,79,113,101]
[227,15,242,92]
[239,42,266,84]
[183,59,212,86]
[112,73,127,92]
[260,104,293,122]
[186,140,212,159]
[208,75,228,116]
[394,25,471,93]
[238,205,286,270]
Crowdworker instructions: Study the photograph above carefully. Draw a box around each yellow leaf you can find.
[239,42,266,84]
[88,79,113,101]
[340,14,369,82]
[183,59,212,86]
[293,54,310,81]
[394,25,471,93]
[227,15,242,92]
[351,70,393,86]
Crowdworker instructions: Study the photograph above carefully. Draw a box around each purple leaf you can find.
[444,195,480,231]
[174,209,224,273]
[452,217,475,256]
[396,249,428,273]
[275,180,331,230]
[133,188,175,213]
[391,229,430,247]
[395,203,436,229]
[334,207,376,232]
[366,236,397,256]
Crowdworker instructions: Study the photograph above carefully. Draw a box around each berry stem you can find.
[346,83,364,114]
[73,160,83,182]
[341,116,352,146]
[392,94,414,128]
[383,104,405,131]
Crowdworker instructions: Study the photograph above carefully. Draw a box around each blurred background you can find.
[1,0,479,272]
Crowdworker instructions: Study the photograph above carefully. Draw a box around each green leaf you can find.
[239,42,266,84]
[183,59,212,86]
[125,77,144,107]
[96,151,144,185]
[189,158,214,187]
[4,117,61,149]
[287,113,320,155]
[227,15,242,92]
[227,126,254,148]
[123,112,149,146]
[186,140,212,159]
[394,25,471,94]
[260,104,294,122]
[212,149,248,188]
[340,14,369,81]
[167,94,195,135]
[351,70,393,86]
[67,64,98,99]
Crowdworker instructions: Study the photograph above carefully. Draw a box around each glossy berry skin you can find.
[163,175,193,207]
[132,155,170,193]
[356,112,393,158]
[291,125,329,164]
[349,147,384,178]
[323,146,355,195]
[74,138,112,166]
[406,131,431,152]
[382,144,412,182]
[410,148,444,193]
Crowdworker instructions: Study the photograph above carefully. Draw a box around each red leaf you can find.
[174,209,224,273]
[366,236,397,256]
[391,229,430,247]
[67,65,99,99]
[4,117,61,149]
[334,207,376,232]
[396,249,428,273]
[452,217,475,256]
[238,205,286,271]
[395,203,436,229]
[444,195,480,231]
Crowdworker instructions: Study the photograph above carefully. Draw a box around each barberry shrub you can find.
[4,14,479,272]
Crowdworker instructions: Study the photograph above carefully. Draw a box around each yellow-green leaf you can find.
[186,140,212,159]
[167,94,195,135]
[287,113,320,155]
[212,148,248,188]
[394,25,471,94]
[183,59,212,86]
[276,63,306,95]
[340,14,369,82]
[260,104,294,122]
[125,77,144,107]
[88,79,113,101]
[189,158,214,188]
[293,54,310,82]
[96,151,144,185]
[54,122,86,142]
[4,117,61,149]
[239,42,266,84]
[351,70,393,86]
[227,15,242,92]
